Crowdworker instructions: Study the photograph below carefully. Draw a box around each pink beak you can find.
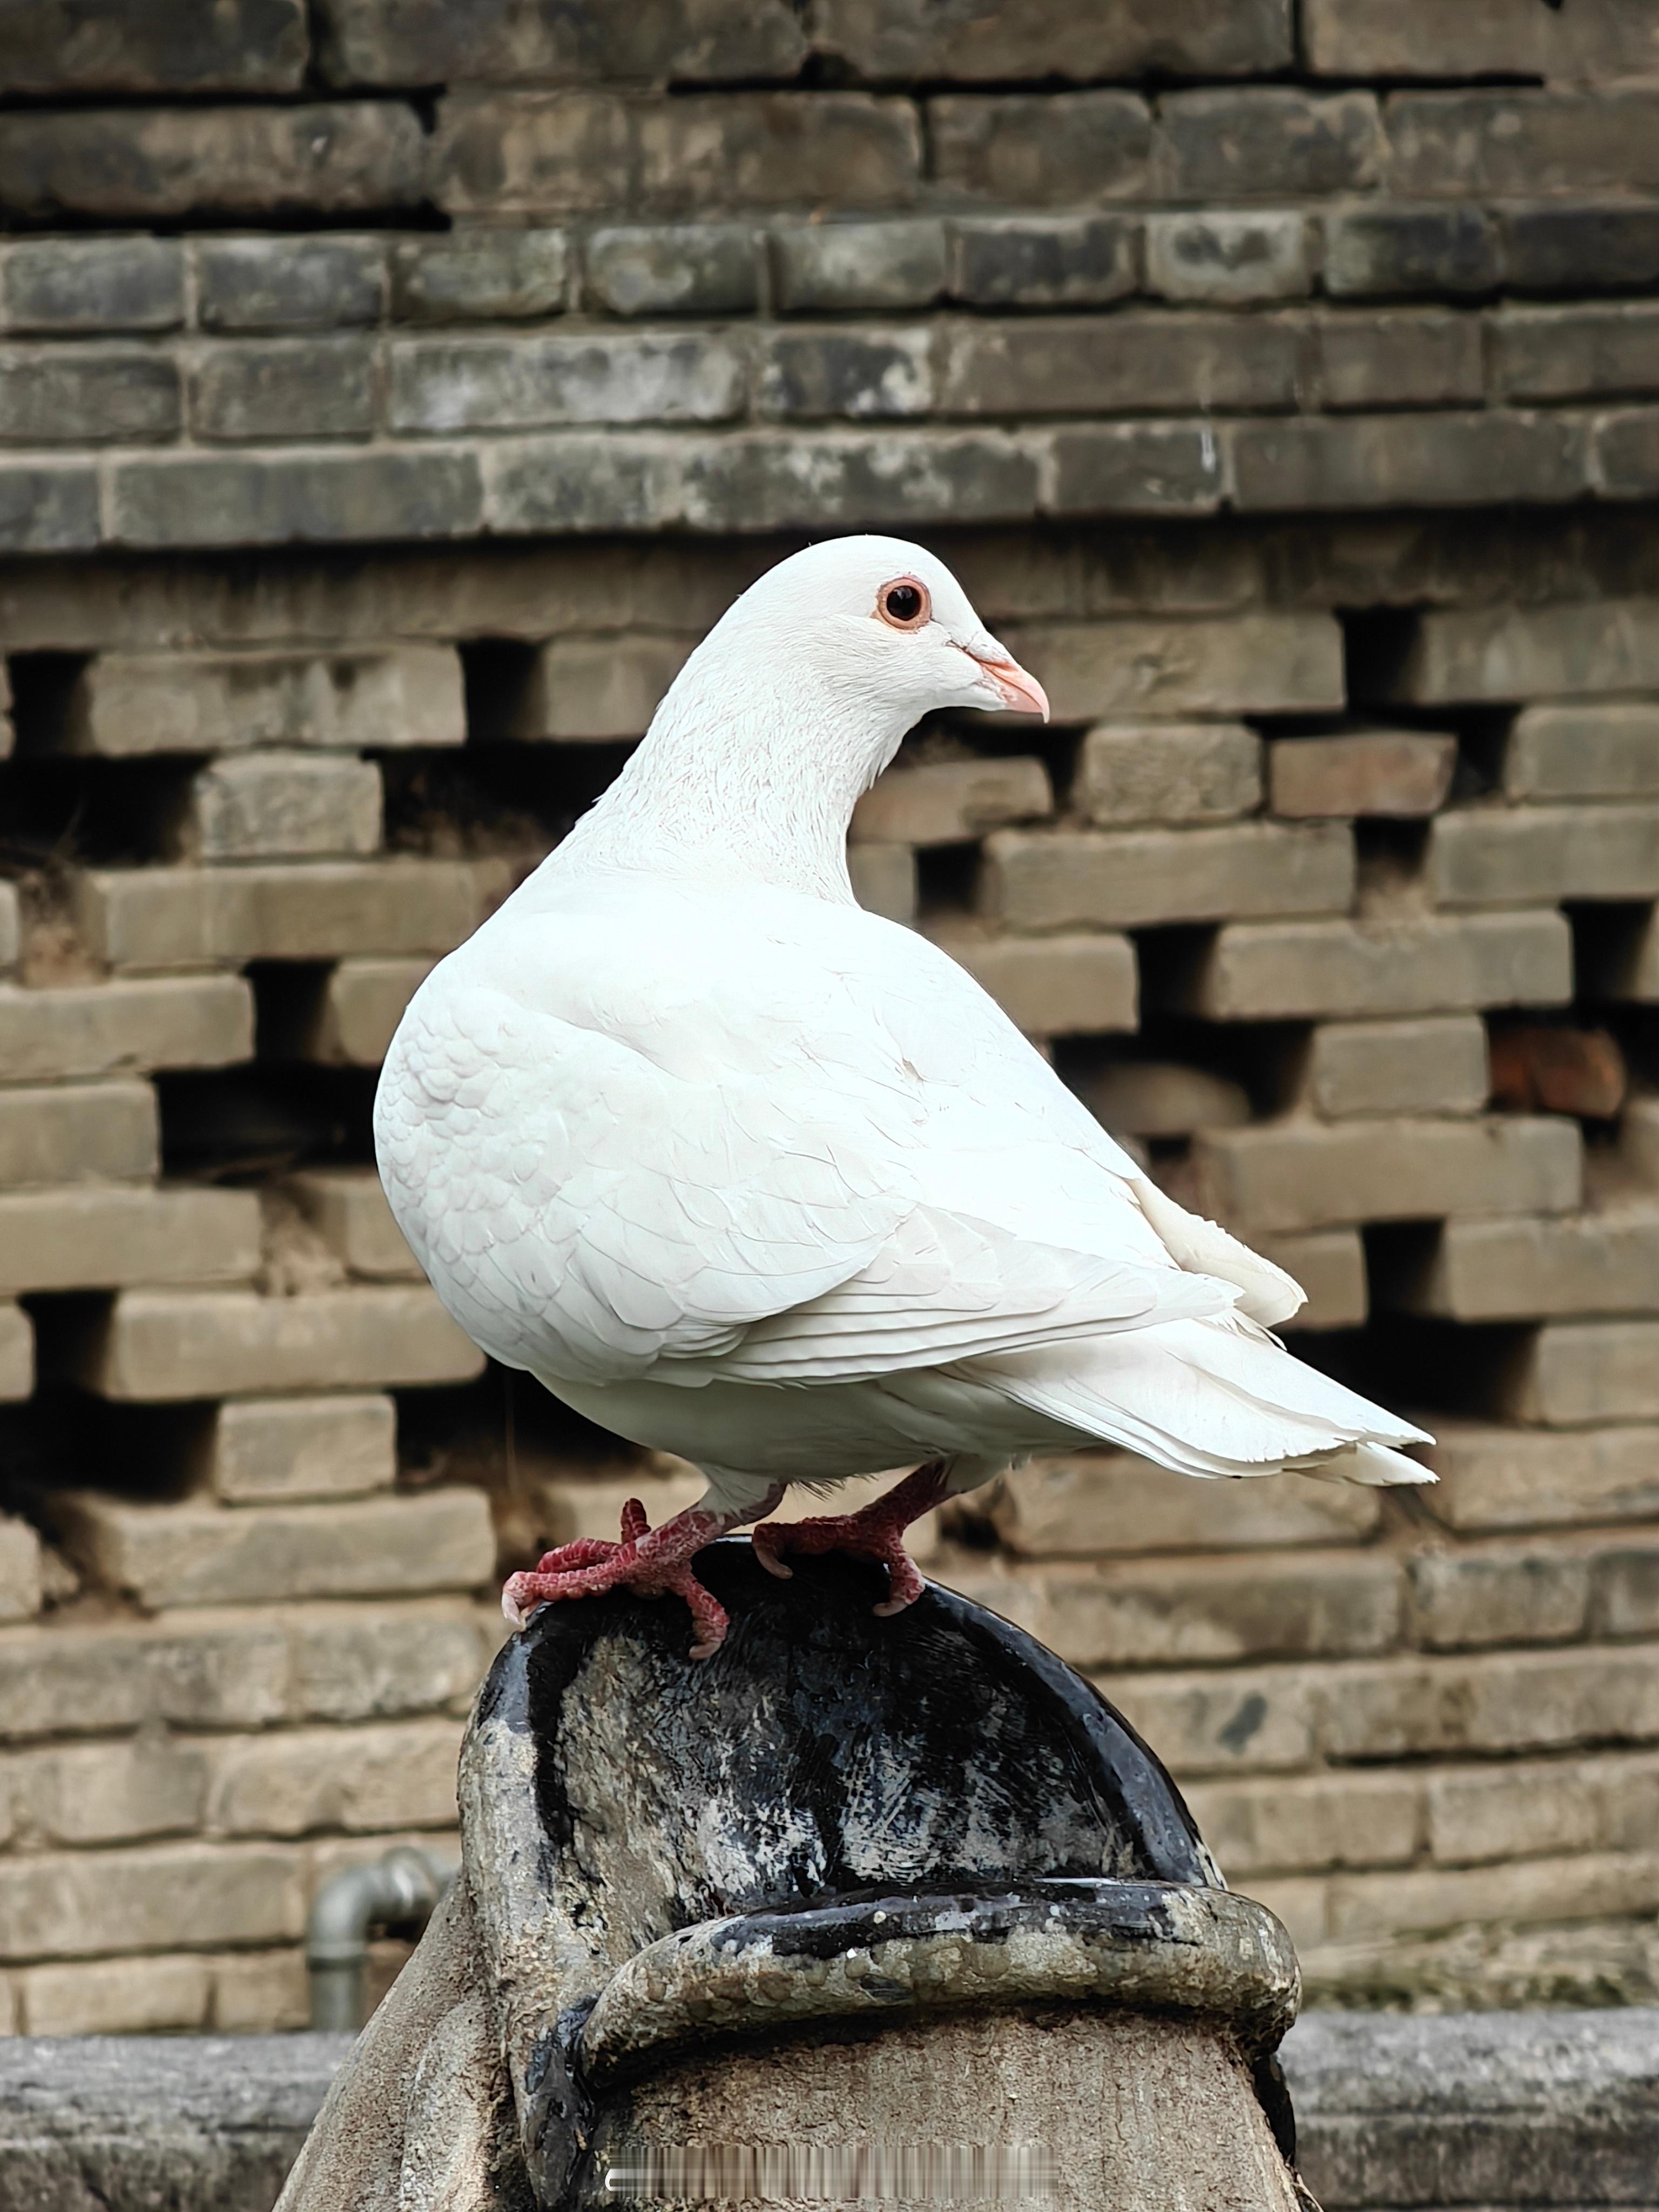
[972,652,1050,721]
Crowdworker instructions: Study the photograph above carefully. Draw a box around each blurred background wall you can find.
[4,0,1659,2031]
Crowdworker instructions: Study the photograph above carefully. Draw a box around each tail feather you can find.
[975,1309,1433,1487]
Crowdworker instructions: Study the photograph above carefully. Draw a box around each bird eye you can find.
[876,578,930,629]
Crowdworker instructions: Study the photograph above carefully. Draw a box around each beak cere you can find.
[973,653,1050,723]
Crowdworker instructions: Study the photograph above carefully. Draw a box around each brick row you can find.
[11,407,1659,555]
[11,4,1650,109]
[9,312,1659,453]
[1096,1638,1659,1777]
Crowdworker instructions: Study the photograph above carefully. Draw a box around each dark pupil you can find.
[886,584,922,621]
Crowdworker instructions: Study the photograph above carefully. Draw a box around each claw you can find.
[749,1462,949,1619]
[500,1500,734,1660]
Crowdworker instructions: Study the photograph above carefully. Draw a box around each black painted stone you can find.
[488,1539,1215,1936]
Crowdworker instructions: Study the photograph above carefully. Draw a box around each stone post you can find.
[277,1543,1313,2210]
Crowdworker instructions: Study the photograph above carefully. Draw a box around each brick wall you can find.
[4,0,1659,2031]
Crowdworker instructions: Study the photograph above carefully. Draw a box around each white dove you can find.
[375,537,1431,1658]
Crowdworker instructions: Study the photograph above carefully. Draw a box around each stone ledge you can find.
[0,2012,1654,2211]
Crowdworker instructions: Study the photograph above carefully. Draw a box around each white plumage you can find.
[375,537,1430,1655]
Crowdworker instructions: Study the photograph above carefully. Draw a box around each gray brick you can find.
[848,844,917,924]
[391,231,568,324]
[1144,211,1310,305]
[585,226,754,317]
[1425,802,1659,908]
[1157,90,1382,199]
[757,330,933,421]
[0,1187,259,1298]
[508,634,694,741]
[0,1083,158,1192]
[1501,1320,1659,1427]
[178,753,383,862]
[1195,1116,1580,1236]
[1595,408,1659,499]
[202,1393,396,1505]
[1075,1061,1250,1139]
[1506,704,1659,802]
[314,0,805,85]
[0,463,99,552]
[1494,306,1659,404]
[188,339,377,443]
[73,1285,485,1400]
[1269,731,1455,818]
[1500,204,1659,294]
[108,449,484,549]
[1175,913,1572,1021]
[940,933,1138,1038]
[1404,1212,1659,1324]
[300,957,433,1065]
[930,93,1154,205]
[0,0,306,93]
[287,1167,420,1280]
[1229,413,1587,511]
[812,0,1292,78]
[50,1487,491,1610]
[194,237,383,334]
[1386,90,1659,198]
[1000,614,1343,718]
[1325,206,1501,298]
[1425,1419,1659,1534]
[73,857,507,968]
[948,215,1138,309]
[853,757,1052,846]
[772,221,947,313]
[1316,312,1483,410]
[635,95,922,214]
[1392,597,1659,705]
[981,822,1352,932]
[1079,723,1261,827]
[676,430,1040,534]
[62,645,464,755]
[1045,425,1224,517]
[0,349,179,444]
[0,976,252,1082]
[433,92,635,218]
[1306,1016,1488,1120]
[1305,0,1659,80]
[0,104,426,224]
[389,332,744,432]
[482,436,679,534]
[940,314,1301,417]
[0,238,183,334]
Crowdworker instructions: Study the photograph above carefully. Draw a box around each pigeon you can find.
[375,537,1431,1658]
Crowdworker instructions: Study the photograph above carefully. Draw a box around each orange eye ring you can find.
[875,577,931,630]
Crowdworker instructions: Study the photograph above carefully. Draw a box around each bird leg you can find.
[750,1461,951,1617]
[501,1487,784,1661]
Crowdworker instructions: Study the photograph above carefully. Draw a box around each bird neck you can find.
[552,645,908,899]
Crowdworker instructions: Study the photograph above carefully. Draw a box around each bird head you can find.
[721,535,1049,737]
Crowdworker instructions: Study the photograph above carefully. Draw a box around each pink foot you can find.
[502,1498,733,1660]
[751,1462,950,1618]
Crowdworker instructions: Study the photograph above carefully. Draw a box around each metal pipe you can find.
[306,1845,455,2032]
